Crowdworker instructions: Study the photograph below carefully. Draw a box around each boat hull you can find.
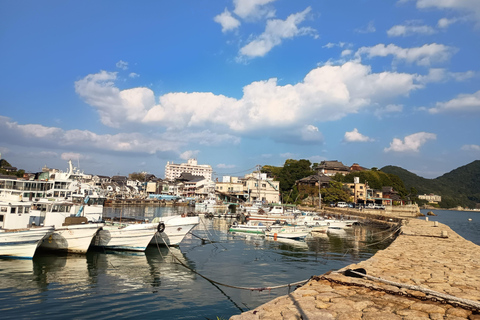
[91,223,158,251]
[150,215,199,246]
[0,227,54,259]
[40,223,104,254]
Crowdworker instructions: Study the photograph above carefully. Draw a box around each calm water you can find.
[1,207,474,319]
[419,209,480,245]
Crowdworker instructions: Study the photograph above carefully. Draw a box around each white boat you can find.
[0,226,55,259]
[91,222,159,251]
[264,226,310,240]
[150,215,200,246]
[39,219,104,254]
[229,221,268,234]
[30,200,104,254]
[0,199,55,258]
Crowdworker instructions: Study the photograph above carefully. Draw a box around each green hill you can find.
[381,160,480,209]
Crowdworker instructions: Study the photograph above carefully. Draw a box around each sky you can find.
[1,0,479,180]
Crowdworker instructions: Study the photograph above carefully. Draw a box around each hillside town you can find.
[1,157,436,208]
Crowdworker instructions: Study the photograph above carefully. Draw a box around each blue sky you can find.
[1,0,479,179]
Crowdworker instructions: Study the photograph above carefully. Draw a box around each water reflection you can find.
[0,208,398,320]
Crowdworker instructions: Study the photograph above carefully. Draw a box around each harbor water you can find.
[0,207,475,319]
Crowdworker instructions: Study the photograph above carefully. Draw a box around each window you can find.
[10,207,16,214]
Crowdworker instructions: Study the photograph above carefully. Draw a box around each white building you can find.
[165,159,213,182]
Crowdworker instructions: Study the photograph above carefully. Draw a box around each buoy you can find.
[468,218,472,221]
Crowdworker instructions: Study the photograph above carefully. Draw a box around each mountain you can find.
[381,160,480,209]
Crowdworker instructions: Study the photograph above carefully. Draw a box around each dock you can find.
[230,215,480,319]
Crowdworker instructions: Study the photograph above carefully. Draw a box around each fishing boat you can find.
[91,221,159,251]
[264,226,310,240]
[150,215,200,246]
[0,200,55,259]
[228,221,268,234]
[30,199,104,254]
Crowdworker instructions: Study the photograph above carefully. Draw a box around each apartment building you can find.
[164,158,212,181]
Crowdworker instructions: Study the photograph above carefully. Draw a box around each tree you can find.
[129,172,146,181]
[321,180,350,204]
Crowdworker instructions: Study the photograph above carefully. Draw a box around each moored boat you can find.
[228,221,268,234]
[150,215,200,246]
[0,226,55,259]
[264,226,310,240]
[91,222,159,251]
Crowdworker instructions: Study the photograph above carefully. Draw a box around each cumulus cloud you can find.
[387,21,436,37]
[129,72,139,78]
[384,132,436,152]
[116,60,128,70]
[280,152,298,158]
[214,8,241,32]
[0,116,238,158]
[355,43,455,66]
[428,90,480,114]
[437,17,459,28]
[179,150,199,160]
[374,104,403,118]
[233,0,277,20]
[239,7,317,58]
[74,71,152,127]
[461,144,480,151]
[77,62,421,134]
[61,152,89,161]
[415,0,480,24]
[344,128,373,142]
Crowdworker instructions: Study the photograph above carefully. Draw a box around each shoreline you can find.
[230,214,480,319]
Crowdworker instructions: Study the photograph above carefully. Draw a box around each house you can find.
[241,172,280,203]
[418,193,442,204]
[315,160,350,176]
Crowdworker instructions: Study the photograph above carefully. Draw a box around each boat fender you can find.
[181,214,186,218]
[157,222,166,233]
[327,222,330,226]
[232,221,238,226]
[343,268,367,278]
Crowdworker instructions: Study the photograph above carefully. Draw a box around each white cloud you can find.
[233,0,277,20]
[300,125,323,142]
[355,21,376,34]
[180,150,199,160]
[428,90,480,114]
[116,60,128,70]
[461,144,480,151]
[374,104,403,118]
[415,0,480,23]
[384,132,436,152]
[214,8,241,32]
[61,152,89,161]
[217,163,236,169]
[437,17,458,28]
[78,62,421,134]
[344,128,373,142]
[323,42,347,49]
[387,21,436,37]
[356,43,455,66]
[0,116,238,159]
[129,72,139,78]
[74,71,152,127]
[239,7,317,58]
[341,49,352,57]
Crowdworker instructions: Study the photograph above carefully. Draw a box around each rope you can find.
[344,269,480,311]
[153,233,311,292]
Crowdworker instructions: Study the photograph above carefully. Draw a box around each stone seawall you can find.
[230,218,480,320]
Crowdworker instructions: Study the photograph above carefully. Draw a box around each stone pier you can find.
[230,218,480,320]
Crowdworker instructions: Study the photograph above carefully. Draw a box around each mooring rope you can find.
[342,269,480,311]
[153,233,311,292]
